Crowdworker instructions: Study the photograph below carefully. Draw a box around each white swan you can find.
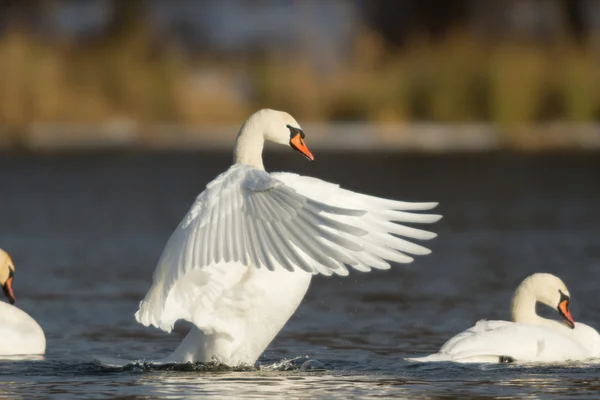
[407,273,600,363]
[0,249,46,356]
[135,109,441,366]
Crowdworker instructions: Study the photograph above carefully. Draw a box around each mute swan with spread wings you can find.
[135,109,441,366]
[407,273,600,363]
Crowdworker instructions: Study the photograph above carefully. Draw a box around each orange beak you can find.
[290,133,314,161]
[558,299,575,329]
[2,276,15,304]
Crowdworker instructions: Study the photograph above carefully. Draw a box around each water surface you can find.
[0,151,599,399]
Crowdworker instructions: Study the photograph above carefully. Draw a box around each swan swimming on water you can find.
[407,273,600,364]
[0,249,46,356]
[135,109,441,366]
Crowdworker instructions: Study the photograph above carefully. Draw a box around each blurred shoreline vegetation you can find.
[0,14,599,136]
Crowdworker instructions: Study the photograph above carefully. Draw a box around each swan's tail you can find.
[406,353,506,364]
[405,353,453,363]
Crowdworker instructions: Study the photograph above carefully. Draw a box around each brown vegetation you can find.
[0,24,599,133]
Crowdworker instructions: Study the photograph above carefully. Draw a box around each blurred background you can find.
[1,2,600,397]
[1,0,600,151]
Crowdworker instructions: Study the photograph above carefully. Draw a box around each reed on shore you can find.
[0,23,598,137]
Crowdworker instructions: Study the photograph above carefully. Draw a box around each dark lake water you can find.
[0,150,599,399]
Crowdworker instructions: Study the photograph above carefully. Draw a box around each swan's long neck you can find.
[510,285,539,323]
[510,281,563,329]
[233,121,265,170]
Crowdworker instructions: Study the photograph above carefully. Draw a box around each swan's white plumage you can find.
[407,273,600,364]
[408,320,600,363]
[0,301,46,356]
[135,109,440,366]
[0,249,45,356]
[136,164,440,334]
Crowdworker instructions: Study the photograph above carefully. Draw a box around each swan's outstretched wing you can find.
[271,171,440,274]
[136,164,441,331]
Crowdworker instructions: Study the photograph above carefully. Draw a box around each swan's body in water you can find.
[0,249,46,356]
[135,109,441,366]
[407,273,600,363]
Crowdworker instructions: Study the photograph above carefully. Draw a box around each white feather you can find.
[135,109,441,366]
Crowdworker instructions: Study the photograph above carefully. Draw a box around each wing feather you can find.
[362,241,415,264]
[353,250,390,270]
[371,219,437,240]
[136,164,442,331]
[283,218,348,271]
[261,220,297,272]
[305,198,366,217]
[254,218,277,271]
[378,209,442,224]
[205,206,217,265]
[297,209,366,245]
[370,233,432,256]
[305,209,368,236]
[271,223,312,273]
[244,212,265,269]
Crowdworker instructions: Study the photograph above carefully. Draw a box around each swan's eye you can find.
[558,289,569,303]
[8,268,13,279]
[286,125,305,140]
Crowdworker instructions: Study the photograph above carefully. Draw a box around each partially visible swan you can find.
[407,273,600,363]
[0,249,46,356]
[135,109,441,366]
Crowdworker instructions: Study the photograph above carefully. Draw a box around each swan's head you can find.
[0,249,15,304]
[515,273,574,328]
[244,109,314,161]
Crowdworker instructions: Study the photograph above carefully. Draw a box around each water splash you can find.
[259,356,327,372]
